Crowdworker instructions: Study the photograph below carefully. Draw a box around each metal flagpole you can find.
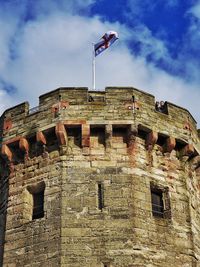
[92,43,96,90]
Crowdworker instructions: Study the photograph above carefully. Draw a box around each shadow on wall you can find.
[0,157,10,267]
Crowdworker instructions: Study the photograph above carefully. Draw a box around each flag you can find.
[94,31,119,56]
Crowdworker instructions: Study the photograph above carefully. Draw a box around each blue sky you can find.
[0,0,200,125]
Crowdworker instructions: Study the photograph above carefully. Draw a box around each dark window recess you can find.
[98,182,104,210]
[45,128,59,152]
[151,189,164,217]
[27,135,37,158]
[137,125,150,140]
[8,141,24,164]
[113,126,128,143]
[157,133,168,146]
[91,126,105,146]
[32,191,44,220]
[175,139,186,151]
[66,126,81,147]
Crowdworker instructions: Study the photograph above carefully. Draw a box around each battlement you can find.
[1,87,196,121]
[0,87,199,150]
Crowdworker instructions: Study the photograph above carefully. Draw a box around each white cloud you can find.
[0,1,199,126]
[128,24,171,63]
[189,0,200,19]
[187,2,200,50]
[1,14,129,104]
[0,17,19,72]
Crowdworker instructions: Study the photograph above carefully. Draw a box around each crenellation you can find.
[1,86,200,267]
[3,102,29,118]
[0,88,196,137]
[39,87,88,106]
[1,88,199,155]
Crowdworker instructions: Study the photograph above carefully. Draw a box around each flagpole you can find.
[92,43,95,90]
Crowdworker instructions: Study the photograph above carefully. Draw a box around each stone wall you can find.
[0,87,200,267]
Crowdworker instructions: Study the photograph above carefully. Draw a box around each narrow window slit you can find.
[98,182,104,210]
[32,191,44,220]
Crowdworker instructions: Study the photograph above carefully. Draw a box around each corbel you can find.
[55,122,68,146]
[36,131,47,145]
[1,144,13,162]
[162,136,176,153]
[19,137,29,160]
[145,131,158,150]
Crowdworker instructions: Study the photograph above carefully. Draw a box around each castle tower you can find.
[0,87,200,267]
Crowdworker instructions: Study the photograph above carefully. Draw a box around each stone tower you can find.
[0,87,200,267]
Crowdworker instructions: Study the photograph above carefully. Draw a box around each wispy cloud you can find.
[127,24,171,62]
[188,0,200,19]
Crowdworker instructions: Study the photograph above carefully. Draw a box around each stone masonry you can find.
[0,87,200,267]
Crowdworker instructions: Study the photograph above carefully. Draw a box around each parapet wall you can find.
[0,87,199,163]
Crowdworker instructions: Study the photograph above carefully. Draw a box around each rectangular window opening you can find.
[112,125,128,145]
[113,126,127,141]
[45,128,59,152]
[32,190,44,220]
[27,135,37,158]
[137,125,151,140]
[157,133,168,146]
[98,182,104,210]
[90,126,105,147]
[65,126,81,147]
[151,188,164,218]
[175,139,187,151]
[8,141,24,164]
